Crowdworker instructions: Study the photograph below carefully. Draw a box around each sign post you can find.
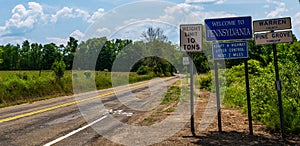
[244,59,253,135]
[189,53,195,136]
[253,17,293,139]
[214,60,222,132]
[211,41,252,134]
[205,16,253,133]
[180,24,203,136]
[272,42,285,138]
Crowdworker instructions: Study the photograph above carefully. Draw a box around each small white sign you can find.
[183,57,190,65]
[180,24,203,52]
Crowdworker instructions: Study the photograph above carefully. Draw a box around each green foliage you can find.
[161,85,180,104]
[193,52,210,73]
[123,40,177,77]
[0,46,3,64]
[0,71,72,105]
[146,117,154,123]
[0,71,154,107]
[136,65,149,75]
[223,41,300,133]
[198,73,212,90]
[51,60,66,80]
[129,72,154,84]
[63,37,78,70]
[84,71,92,78]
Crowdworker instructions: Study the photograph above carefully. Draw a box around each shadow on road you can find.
[183,131,298,145]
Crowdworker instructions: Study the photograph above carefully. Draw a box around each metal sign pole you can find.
[189,52,196,136]
[214,60,222,132]
[244,59,253,135]
[272,43,286,139]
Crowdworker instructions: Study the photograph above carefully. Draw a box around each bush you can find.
[84,71,92,78]
[198,73,212,91]
[51,60,66,80]
[224,58,300,133]
[136,65,149,75]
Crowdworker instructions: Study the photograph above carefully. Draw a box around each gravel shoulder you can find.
[92,89,300,146]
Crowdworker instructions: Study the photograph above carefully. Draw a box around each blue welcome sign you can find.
[205,16,252,41]
[212,41,248,60]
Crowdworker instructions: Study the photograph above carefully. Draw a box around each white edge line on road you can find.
[43,115,108,146]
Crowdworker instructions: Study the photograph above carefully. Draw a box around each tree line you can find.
[0,27,208,76]
[0,37,77,71]
[0,36,136,71]
[0,28,298,76]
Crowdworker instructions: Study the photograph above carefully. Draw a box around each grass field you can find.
[0,70,154,108]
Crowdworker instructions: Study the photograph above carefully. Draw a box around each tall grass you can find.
[0,71,154,107]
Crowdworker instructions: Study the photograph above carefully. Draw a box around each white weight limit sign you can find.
[180,24,203,52]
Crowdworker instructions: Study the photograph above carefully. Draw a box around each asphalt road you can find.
[0,76,181,146]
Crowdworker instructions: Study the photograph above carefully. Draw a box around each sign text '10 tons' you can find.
[180,24,203,52]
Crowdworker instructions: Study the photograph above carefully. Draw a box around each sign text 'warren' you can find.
[253,17,291,32]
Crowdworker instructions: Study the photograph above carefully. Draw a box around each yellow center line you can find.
[0,82,150,123]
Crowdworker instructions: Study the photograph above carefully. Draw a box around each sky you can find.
[0,0,299,45]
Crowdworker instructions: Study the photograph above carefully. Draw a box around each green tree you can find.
[42,43,61,70]
[64,37,78,70]
[139,27,175,76]
[51,60,66,80]
[0,46,3,64]
[30,43,43,70]
[193,52,210,73]
[20,40,30,70]
[0,44,20,70]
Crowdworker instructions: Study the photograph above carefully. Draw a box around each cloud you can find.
[0,2,108,44]
[293,12,300,25]
[158,3,203,24]
[215,0,225,4]
[75,9,91,21]
[158,3,234,25]
[51,7,105,24]
[185,0,226,4]
[263,4,270,8]
[46,29,85,45]
[0,36,30,45]
[97,28,111,35]
[70,29,85,40]
[46,37,68,45]
[266,0,288,18]
[88,8,105,23]
[109,3,235,43]
[0,2,47,36]
[51,7,90,23]
[293,12,300,35]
